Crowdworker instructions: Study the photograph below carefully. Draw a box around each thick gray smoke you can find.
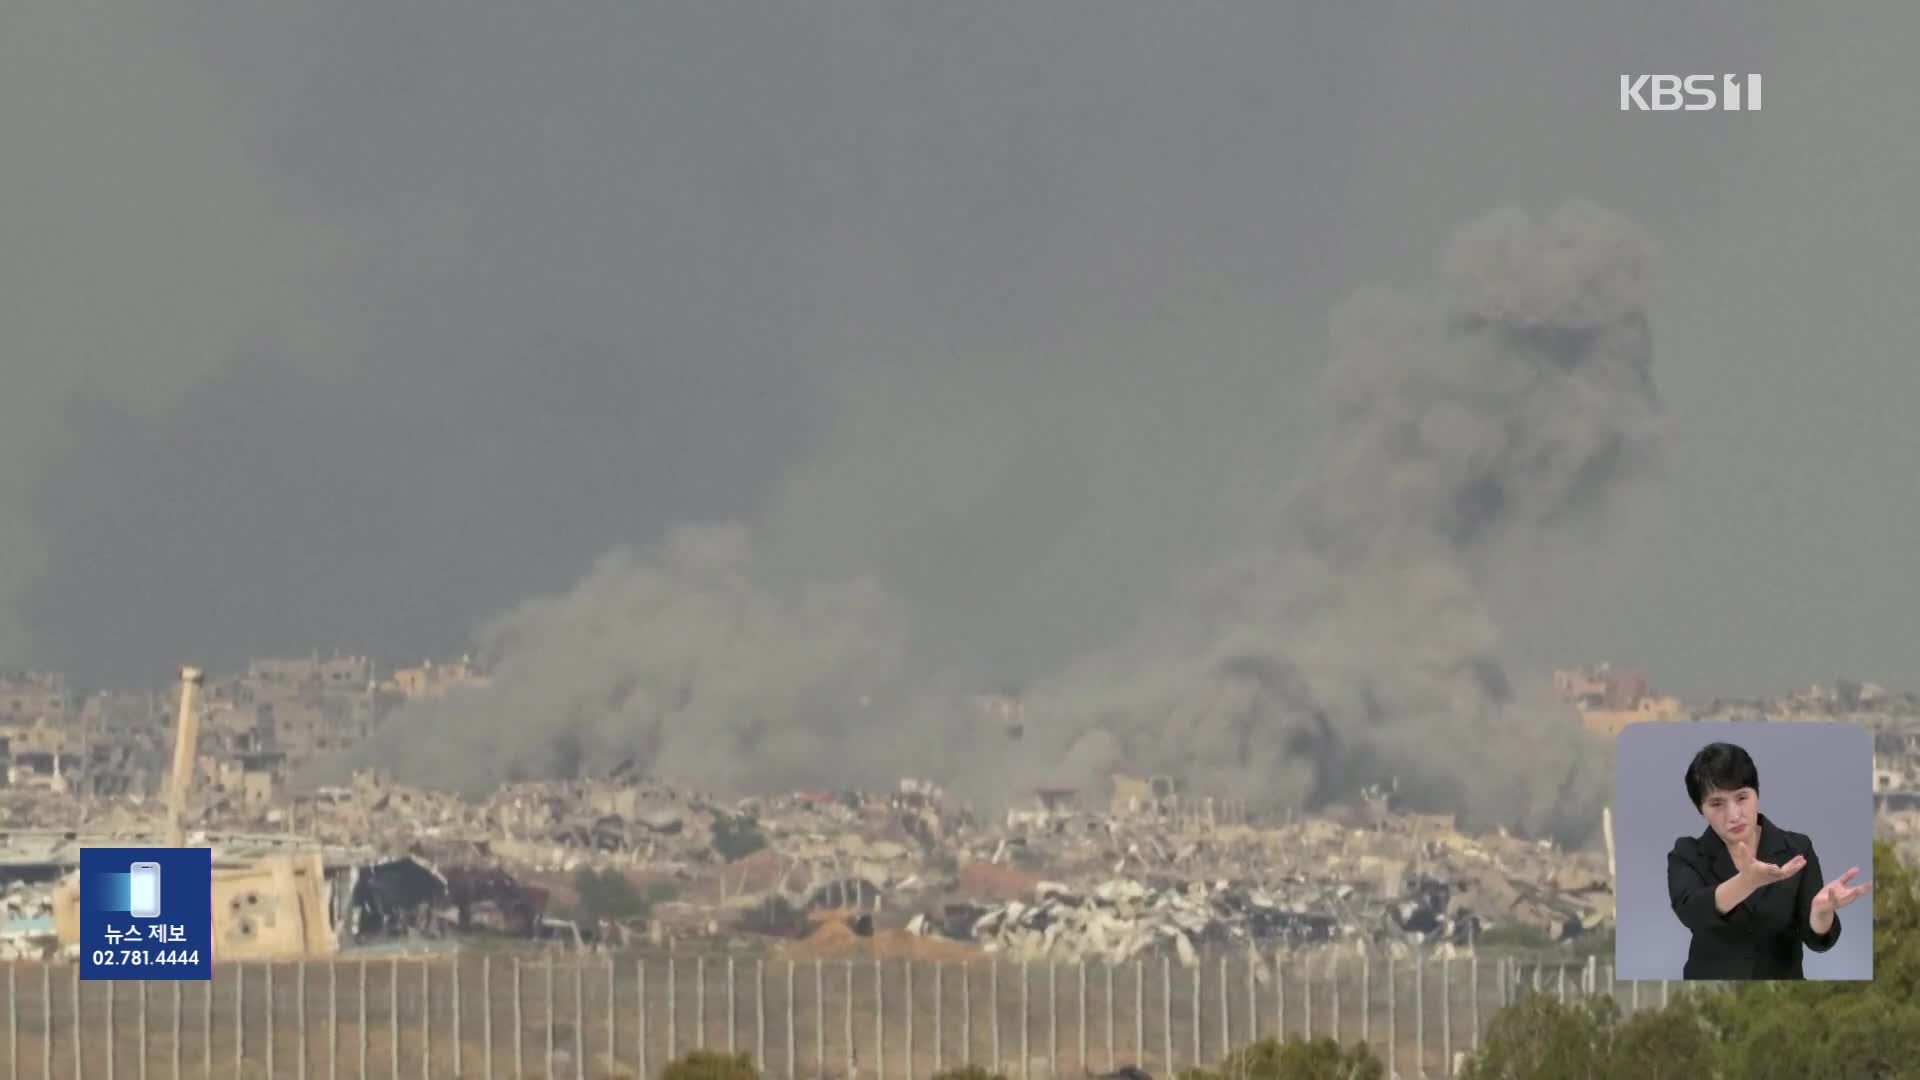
[324,201,1655,842]
[1005,204,1659,842]
[320,526,908,799]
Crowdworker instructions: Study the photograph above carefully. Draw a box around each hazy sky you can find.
[3,0,1915,703]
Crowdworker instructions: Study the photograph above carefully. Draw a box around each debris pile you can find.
[923,875,1486,964]
[1,881,57,960]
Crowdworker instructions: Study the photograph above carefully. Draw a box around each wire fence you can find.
[0,948,1690,1080]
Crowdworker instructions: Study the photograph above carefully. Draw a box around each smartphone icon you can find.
[128,862,162,919]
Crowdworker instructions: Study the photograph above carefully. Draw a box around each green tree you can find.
[571,868,677,922]
[1694,839,1920,1079]
[930,1067,1009,1080]
[661,1050,760,1080]
[1460,840,1920,1079]
[1459,991,1720,1079]
[711,814,768,862]
[1178,1036,1385,1080]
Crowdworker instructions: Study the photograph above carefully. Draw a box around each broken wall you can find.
[53,852,337,960]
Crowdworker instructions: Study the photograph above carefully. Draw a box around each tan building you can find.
[248,653,373,690]
[1580,694,1687,737]
[385,656,489,701]
[1109,772,1179,816]
[974,691,1025,739]
[1554,664,1650,710]
[0,670,71,727]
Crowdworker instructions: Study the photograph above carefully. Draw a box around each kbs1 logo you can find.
[1619,74,1762,112]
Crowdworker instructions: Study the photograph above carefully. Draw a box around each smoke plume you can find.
[324,200,1656,842]
[324,526,907,799]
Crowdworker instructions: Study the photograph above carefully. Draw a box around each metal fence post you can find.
[484,956,494,1080]
[934,961,944,1074]
[905,961,915,1080]
[544,953,556,1074]
[727,956,738,1056]
[1160,956,1171,1076]
[1442,956,1451,1078]
[843,962,853,1080]
[1302,952,1311,1042]
[636,959,646,1080]
[990,961,1000,1072]
[574,958,586,1080]
[446,959,463,1080]
[390,959,400,1080]
[140,979,149,1080]
[329,961,339,1080]
[1249,951,1260,1046]
[423,962,433,1080]
[1108,962,1118,1072]
[1362,952,1371,1047]
[696,956,706,1051]
[963,963,973,1069]
[237,964,246,1080]
[1078,961,1088,1074]
[1276,951,1285,1041]
[40,965,51,1080]
[875,958,885,1080]
[990,957,1006,1068]
[1470,954,1479,1053]
[1331,953,1340,1044]
[106,976,115,1080]
[1189,960,1199,1068]
[1415,952,1425,1080]
[815,960,824,1078]
[757,959,767,1075]
[298,960,308,1080]
[784,961,795,1080]
[1132,959,1143,1070]
[1020,962,1030,1080]
[1217,955,1229,1060]
[266,963,274,1079]
[514,957,524,1079]
[1048,963,1058,1076]
[666,957,677,1063]
[455,959,466,1080]
[358,961,367,1080]
[1387,954,1396,1080]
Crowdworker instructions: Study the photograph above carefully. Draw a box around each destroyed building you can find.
[383,655,491,701]
[4,658,1916,967]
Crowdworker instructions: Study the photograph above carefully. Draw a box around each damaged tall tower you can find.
[167,666,203,848]
[54,665,341,959]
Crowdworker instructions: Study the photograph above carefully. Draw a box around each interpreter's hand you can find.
[1811,867,1872,918]
[1735,834,1804,883]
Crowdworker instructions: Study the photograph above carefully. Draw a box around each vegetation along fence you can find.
[0,948,1700,1080]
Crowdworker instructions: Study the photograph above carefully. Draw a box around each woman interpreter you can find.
[1666,741,1872,979]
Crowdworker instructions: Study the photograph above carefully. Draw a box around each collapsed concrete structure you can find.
[5,661,1917,965]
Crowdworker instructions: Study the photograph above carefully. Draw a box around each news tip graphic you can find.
[80,847,213,981]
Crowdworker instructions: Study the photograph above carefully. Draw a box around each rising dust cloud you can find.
[322,200,1656,846]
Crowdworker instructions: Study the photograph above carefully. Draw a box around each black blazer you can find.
[1667,812,1840,979]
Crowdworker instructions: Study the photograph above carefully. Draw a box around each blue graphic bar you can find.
[87,873,133,912]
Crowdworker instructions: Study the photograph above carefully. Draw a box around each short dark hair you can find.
[1685,742,1760,809]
